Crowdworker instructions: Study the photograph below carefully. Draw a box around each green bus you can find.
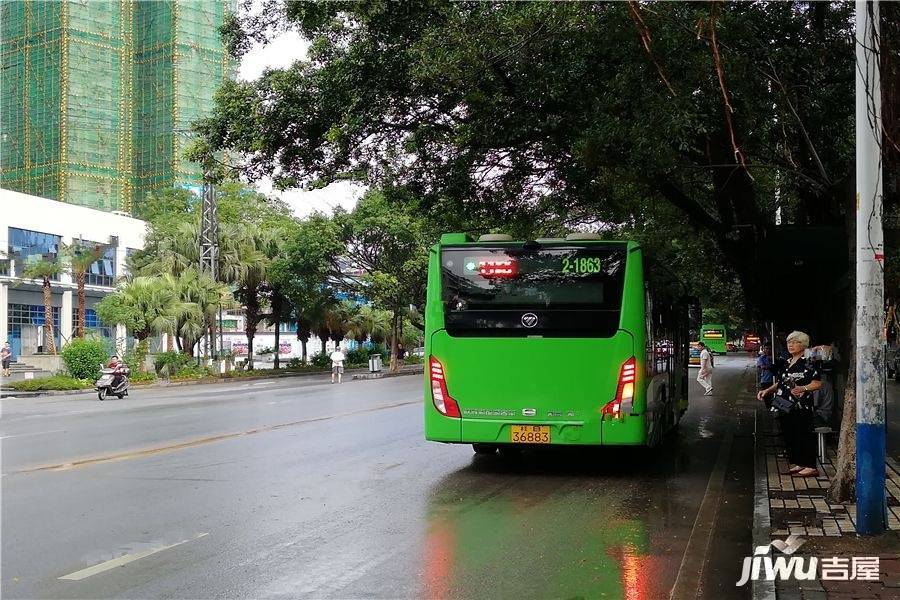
[700,323,727,355]
[424,233,693,453]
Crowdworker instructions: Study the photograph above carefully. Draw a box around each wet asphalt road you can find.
[1,359,756,599]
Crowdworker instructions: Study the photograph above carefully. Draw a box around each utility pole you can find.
[855,0,887,536]
[199,170,220,362]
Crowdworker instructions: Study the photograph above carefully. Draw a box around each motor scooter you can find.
[96,364,130,400]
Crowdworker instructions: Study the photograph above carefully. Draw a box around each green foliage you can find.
[124,340,150,373]
[95,277,180,341]
[286,357,306,369]
[9,375,92,391]
[61,339,109,381]
[403,354,423,365]
[344,347,369,365]
[129,371,157,383]
[172,364,211,380]
[198,1,859,320]
[22,256,64,280]
[310,351,331,369]
[154,351,192,376]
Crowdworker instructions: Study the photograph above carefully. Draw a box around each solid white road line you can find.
[58,533,209,581]
[0,429,66,440]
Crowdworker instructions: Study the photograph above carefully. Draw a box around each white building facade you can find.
[0,189,146,360]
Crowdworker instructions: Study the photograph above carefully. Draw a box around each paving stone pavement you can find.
[760,412,900,599]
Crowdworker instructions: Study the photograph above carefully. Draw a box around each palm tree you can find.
[349,304,391,345]
[67,241,108,338]
[228,225,270,369]
[23,257,64,354]
[94,276,182,371]
[164,269,231,357]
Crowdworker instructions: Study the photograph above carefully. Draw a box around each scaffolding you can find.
[1,1,234,215]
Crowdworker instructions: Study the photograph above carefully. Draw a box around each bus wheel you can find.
[472,444,497,455]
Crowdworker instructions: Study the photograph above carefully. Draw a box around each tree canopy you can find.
[200,1,862,321]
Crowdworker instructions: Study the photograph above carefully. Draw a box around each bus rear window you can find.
[440,245,628,337]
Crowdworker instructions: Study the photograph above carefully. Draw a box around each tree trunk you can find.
[76,271,86,338]
[42,277,57,354]
[274,318,281,370]
[301,338,308,363]
[389,312,399,373]
[828,365,857,503]
[247,331,255,370]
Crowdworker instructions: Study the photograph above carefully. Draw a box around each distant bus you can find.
[700,324,727,354]
[424,233,693,452]
[743,332,760,353]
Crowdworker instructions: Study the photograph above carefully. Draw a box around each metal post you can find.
[199,173,220,362]
[855,0,887,535]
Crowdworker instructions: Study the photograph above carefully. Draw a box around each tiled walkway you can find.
[763,419,900,537]
[760,413,900,599]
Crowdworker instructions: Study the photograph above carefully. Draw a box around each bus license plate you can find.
[510,425,551,444]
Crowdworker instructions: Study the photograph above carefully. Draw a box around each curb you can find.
[752,406,778,600]
[1,365,425,398]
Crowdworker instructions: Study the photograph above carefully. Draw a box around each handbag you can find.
[771,391,796,414]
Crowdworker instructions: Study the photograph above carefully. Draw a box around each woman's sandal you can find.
[780,465,803,475]
[797,467,819,477]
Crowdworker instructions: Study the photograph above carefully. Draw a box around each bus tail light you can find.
[430,357,461,418]
[603,357,636,420]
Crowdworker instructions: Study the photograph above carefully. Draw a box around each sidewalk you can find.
[755,408,900,599]
[1,364,424,398]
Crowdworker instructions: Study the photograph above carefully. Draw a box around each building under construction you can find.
[1,0,234,215]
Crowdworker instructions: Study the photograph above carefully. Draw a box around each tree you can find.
[230,226,271,369]
[68,241,108,338]
[342,190,429,372]
[23,257,64,354]
[94,276,182,371]
[269,213,346,362]
[162,269,231,358]
[198,1,855,312]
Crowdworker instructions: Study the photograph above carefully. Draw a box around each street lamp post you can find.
[854,0,887,536]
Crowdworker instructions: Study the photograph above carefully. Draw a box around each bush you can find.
[365,343,388,358]
[61,339,109,381]
[129,371,157,383]
[344,347,369,365]
[404,354,423,365]
[286,357,305,368]
[10,375,92,391]
[256,346,273,355]
[310,351,331,369]
[154,351,191,376]
[124,339,150,373]
[172,364,210,379]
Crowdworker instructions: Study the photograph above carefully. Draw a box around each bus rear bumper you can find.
[425,416,647,445]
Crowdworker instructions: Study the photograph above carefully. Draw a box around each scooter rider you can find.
[107,355,126,389]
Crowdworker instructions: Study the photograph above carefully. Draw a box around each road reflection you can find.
[421,446,691,599]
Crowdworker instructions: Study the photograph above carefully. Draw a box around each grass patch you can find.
[8,375,93,391]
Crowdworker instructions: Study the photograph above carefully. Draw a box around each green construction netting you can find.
[1,0,234,215]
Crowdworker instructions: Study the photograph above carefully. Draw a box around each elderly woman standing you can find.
[757,331,823,477]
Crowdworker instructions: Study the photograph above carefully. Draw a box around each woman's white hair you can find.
[786,330,810,349]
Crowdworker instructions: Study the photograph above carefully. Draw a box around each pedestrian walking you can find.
[330,347,346,384]
[1,341,11,378]
[697,341,714,395]
[756,331,822,477]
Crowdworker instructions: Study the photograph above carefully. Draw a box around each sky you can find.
[237,24,366,218]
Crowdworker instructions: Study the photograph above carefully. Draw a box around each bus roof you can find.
[438,233,637,248]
